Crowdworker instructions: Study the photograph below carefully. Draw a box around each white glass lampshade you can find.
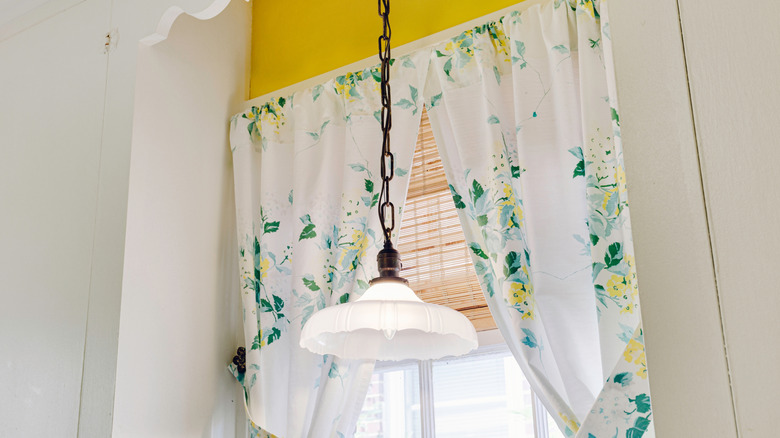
[299,279,478,361]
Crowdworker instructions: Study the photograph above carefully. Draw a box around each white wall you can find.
[609,0,780,436]
[0,0,109,437]
[607,1,737,435]
[111,0,250,436]
[676,1,780,436]
[0,2,111,435]
[0,0,243,436]
[76,0,243,435]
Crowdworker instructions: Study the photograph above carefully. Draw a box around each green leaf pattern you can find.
[425,2,653,438]
[241,97,289,151]
[230,49,425,438]
[229,3,652,436]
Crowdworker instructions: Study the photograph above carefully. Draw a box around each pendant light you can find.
[299,0,478,361]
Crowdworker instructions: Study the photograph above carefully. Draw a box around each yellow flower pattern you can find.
[230,1,653,435]
[234,71,410,431]
[500,183,525,228]
[339,229,370,268]
[258,257,270,280]
[606,274,627,298]
[624,338,648,379]
[601,189,619,216]
[579,0,597,18]
[488,23,511,59]
[433,21,512,86]
[242,98,288,145]
[604,267,638,314]
[616,165,627,196]
[559,413,580,435]
[509,279,535,320]
[334,69,380,103]
[249,422,278,438]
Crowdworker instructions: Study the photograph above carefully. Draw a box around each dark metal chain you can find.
[378,0,394,245]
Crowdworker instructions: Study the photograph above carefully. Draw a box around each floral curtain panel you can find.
[228,50,427,437]
[424,1,652,437]
[228,1,652,437]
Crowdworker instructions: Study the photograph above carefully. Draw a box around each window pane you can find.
[355,363,421,438]
[432,352,535,438]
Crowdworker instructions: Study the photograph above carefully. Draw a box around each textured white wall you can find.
[609,0,780,436]
[676,1,780,436]
[0,0,244,436]
[0,2,111,436]
[76,0,241,435]
[111,0,250,436]
[607,1,738,436]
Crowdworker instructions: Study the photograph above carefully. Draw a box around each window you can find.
[354,110,565,437]
[355,331,565,438]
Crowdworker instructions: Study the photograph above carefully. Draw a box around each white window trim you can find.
[372,329,554,438]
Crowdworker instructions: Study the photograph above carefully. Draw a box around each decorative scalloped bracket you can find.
[140,0,249,46]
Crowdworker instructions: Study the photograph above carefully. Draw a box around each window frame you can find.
[369,329,556,438]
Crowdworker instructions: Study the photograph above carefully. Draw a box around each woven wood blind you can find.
[398,108,496,331]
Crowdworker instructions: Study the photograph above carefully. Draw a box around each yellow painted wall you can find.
[250,0,525,98]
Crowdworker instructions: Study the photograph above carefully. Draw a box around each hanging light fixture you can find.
[299,0,478,361]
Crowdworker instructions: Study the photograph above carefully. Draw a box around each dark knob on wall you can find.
[233,347,246,374]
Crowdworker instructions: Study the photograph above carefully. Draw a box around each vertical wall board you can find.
[0,0,111,436]
[606,0,738,435]
[677,1,780,436]
[75,0,231,436]
[111,0,250,436]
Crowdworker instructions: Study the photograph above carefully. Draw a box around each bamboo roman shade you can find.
[398,108,496,331]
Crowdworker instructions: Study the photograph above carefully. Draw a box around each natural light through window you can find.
[355,340,565,438]
[431,349,533,437]
[356,363,422,437]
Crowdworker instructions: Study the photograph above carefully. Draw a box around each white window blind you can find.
[398,107,495,331]
[431,351,535,437]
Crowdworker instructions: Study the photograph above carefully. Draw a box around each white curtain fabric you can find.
[228,50,428,437]
[424,1,653,437]
[228,1,653,437]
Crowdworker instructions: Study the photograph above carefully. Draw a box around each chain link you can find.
[378,0,394,244]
